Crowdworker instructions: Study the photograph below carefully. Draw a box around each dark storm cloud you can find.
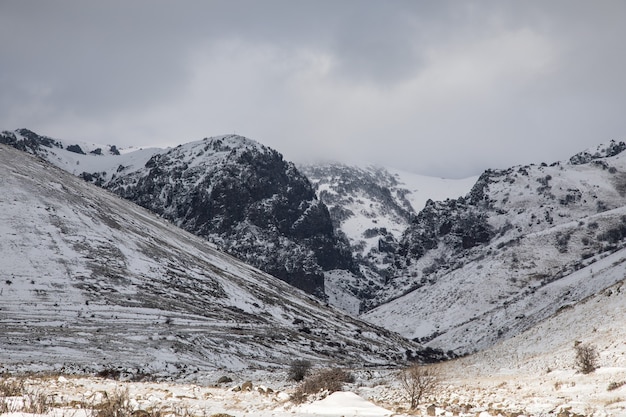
[2,1,626,177]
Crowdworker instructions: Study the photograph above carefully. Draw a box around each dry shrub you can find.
[22,389,53,414]
[0,378,51,414]
[95,388,134,417]
[0,378,24,396]
[574,342,599,374]
[608,381,626,391]
[291,368,354,404]
[97,369,122,380]
[288,359,312,382]
[0,378,24,414]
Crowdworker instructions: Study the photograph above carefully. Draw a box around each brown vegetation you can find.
[398,364,440,410]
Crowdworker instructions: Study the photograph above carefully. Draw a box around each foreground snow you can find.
[2,350,625,417]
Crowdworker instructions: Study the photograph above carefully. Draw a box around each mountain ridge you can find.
[365,140,626,354]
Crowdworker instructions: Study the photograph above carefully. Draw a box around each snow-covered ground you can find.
[3,277,625,416]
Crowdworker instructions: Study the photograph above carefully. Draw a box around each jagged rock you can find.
[569,139,626,165]
[396,197,493,267]
[65,144,85,154]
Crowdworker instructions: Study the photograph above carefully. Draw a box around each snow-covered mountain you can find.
[364,140,626,355]
[0,129,355,298]
[5,127,626,362]
[300,163,476,312]
[0,143,439,376]
[105,136,356,298]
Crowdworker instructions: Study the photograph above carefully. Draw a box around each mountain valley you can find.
[3,128,626,363]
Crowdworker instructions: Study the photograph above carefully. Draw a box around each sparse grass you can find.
[0,378,25,396]
[605,397,624,406]
[608,381,626,391]
[0,377,52,414]
[22,388,53,414]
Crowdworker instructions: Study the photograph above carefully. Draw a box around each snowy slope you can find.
[6,127,625,368]
[431,276,626,416]
[0,144,430,376]
[364,141,626,355]
[387,167,479,212]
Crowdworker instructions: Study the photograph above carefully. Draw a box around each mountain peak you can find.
[177,134,273,158]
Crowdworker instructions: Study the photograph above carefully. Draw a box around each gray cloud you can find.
[2,0,626,177]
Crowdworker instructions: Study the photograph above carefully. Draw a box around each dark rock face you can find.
[300,163,416,310]
[300,163,414,272]
[66,144,86,155]
[107,136,355,297]
[397,196,493,266]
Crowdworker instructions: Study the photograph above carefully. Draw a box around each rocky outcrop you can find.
[396,196,493,269]
[106,136,355,297]
[569,140,626,165]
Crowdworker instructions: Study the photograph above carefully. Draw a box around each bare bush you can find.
[574,342,599,374]
[398,364,440,410]
[608,381,626,391]
[288,360,312,382]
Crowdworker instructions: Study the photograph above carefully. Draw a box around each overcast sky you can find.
[2,1,626,178]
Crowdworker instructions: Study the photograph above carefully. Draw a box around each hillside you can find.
[364,141,626,355]
[430,276,626,416]
[4,276,625,416]
[0,144,432,377]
